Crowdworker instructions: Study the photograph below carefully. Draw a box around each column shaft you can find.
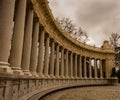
[79,56,82,78]
[21,8,33,75]
[55,45,60,78]
[89,58,92,78]
[94,59,98,78]
[84,57,87,78]
[44,35,50,77]
[70,53,73,78]
[65,50,69,78]
[50,41,55,78]
[74,54,78,78]
[0,0,15,73]
[37,30,45,77]
[61,49,64,78]
[30,20,39,76]
[9,0,27,74]
[100,60,103,78]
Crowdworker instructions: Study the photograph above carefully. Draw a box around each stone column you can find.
[65,50,69,78]
[30,19,39,77]
[74,54,78,78]
[37,30,45,77]
[70,53,73,78]
[9,0,27,74]
[94,58,98,78]
[0,0,15,73]
[60,48,64,78]
[100,59,103,79]
[84,57,87,78]
[21,8,33,76]
[50,40,55,78]
[79,56,82,78]
[89,58,92,78]
[105,58,114,78]
[44,35,50,78]
[55,44,60,78]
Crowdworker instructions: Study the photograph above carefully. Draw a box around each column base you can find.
[0,62,13,74]
[94,77,98,79]
[50,75,56,79]
[75,77,79,79]
[65,76,70,79]
[100,77,103,79]
[55,76,60,79]
[11,66,24,75]
[31,72,39,77]
[23,70,32,76]
[71,76,74,79]
[80,77,83,79]
[44,74,50,78]
[89,77,93,79]
[60,76,65,79]
[84,77,87,79]
[38,73,45,78]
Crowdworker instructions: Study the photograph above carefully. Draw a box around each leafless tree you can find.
[109,33,120,79]
[109,33,120,49]
[56,17,88,43]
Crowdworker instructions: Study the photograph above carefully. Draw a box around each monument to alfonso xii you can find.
[0,0,118,100]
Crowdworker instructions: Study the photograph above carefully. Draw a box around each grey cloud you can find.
[49,0,120,46]
[76,0,120,27]
[75,0,120,46]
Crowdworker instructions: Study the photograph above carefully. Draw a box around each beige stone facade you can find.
[0,0,117,100]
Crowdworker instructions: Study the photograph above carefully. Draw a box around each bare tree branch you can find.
[56,17,88,43]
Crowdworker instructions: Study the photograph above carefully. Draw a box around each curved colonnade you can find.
[0,0,117,100]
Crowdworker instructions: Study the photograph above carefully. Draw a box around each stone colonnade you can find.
[0,0,114,79]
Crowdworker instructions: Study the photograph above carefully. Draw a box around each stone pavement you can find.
[41,85,120,100]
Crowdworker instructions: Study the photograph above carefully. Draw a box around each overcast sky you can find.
[49,0,120,47]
